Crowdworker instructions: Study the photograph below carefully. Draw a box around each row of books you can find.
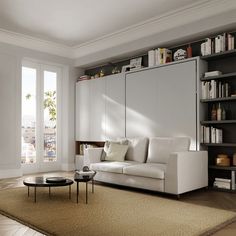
[201,126,223,143]
[148,48,172,67]
[201,81,230,99]
[213,178,231,190]
[201,33,235,56]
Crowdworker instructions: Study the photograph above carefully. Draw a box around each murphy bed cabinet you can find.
[200,49,236,192]
[76,57,206,153]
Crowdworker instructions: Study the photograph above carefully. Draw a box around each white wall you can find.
[0,41,83,178]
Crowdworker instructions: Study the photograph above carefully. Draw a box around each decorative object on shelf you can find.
[217,103,222,121]
[94,73,100,78]
[187,44,192,58]
[78,75,91,82]
[99,69,105,77]
[211,104,217,121]
[121,65,132,72]
[173,49,187,61]
[216,154,230,166]
[130,57,142,69]
[112,66,120,74]
[233,153,236,166]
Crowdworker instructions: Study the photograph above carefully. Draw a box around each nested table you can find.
[74,171,96,204]
[23,177,74,203]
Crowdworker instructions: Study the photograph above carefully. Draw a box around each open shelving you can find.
[200,48,236,192]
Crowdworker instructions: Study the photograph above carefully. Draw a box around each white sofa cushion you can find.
[123,163,166,179]
[120,137,148,163]
[90,161,138,174]
[147,137,190,164]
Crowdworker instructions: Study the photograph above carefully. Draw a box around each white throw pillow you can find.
[125,137,149,163]
[105,143,129,162]
[101,140,128,161]
[147,137,190,164]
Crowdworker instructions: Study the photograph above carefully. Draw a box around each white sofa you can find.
[84,137,208,196]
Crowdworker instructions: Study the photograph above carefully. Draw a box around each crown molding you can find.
[0,0,235,64]
[0,28,73,58]
[73,0,236,61]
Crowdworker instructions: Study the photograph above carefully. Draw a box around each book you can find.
[215,178,231,183]
[204,71,222,77]
[76,170,95,175]
[148,50,156,67]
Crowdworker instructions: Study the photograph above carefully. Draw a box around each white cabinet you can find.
[76,80,90,141]
[126,60,197,150]
[105,74,125,139]
[89,78,106,141]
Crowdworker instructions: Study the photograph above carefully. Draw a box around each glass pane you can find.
[21,67,36,164]
[43,71,57,162]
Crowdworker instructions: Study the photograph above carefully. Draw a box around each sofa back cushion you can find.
[125,137,149,163]
[146,137,190,164]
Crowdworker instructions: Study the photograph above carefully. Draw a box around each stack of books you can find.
[201,80,230,99]
[201,33,235,56]
[148,48,172,67]
[213,178,231,190]
[201,126,223,144]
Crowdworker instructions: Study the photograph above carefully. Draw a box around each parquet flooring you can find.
[0,171,236,235]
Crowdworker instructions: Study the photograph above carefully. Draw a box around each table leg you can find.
[92,178,94,193]
[86,182,88,204]
[34,187,36,203]
[49,186,51,198]
[77,182,79,204]
[231,170,235,190]
[28,186,29,197]
[69,185,71,199]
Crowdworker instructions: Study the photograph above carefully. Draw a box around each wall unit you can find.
[76,58,206,154]
[200,49,236,192]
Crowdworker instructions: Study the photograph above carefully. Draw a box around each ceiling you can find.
[0,0,204,47]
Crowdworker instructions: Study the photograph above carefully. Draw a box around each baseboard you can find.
[61,163,75,171]
[0,168,22,179]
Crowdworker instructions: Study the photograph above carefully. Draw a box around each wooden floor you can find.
[0,172,236,236]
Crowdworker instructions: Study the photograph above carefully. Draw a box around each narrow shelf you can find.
[201,49,236,61]
[200,72,236,81]
[201,143,236,147]
[200,120,236,125]
[209,165,236,171]
[200,96,236,103]
[209,186,236,193]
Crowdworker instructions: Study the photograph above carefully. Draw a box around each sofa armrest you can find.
[165,151,208,195]
[84,147,103,166]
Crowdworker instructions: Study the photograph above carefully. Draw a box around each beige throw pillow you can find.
[101,140,128,161]
[105,143,129,162]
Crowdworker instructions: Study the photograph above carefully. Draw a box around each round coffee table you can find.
[23,177,73,203]
[74,171,96,204]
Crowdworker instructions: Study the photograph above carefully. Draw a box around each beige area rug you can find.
[0,184,235,236]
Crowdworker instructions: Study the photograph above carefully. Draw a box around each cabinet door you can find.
[105,74,125,139]
[126,60,197,149]
[76,81,90,141]
[90,78,106,141]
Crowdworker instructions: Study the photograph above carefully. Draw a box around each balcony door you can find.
[21,61,61,174]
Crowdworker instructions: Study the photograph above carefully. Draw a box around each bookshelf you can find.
[200,48,236,192]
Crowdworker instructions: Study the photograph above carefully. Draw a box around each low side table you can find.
[23,177,74,203]
[74,171,96,204]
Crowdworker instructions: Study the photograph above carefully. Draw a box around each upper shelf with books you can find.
[201,72,236,81]
[201,49,236,61]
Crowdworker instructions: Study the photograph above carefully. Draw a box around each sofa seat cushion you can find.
[90,161,138,174]
[147,137,190,164]
[123,163,166,179]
